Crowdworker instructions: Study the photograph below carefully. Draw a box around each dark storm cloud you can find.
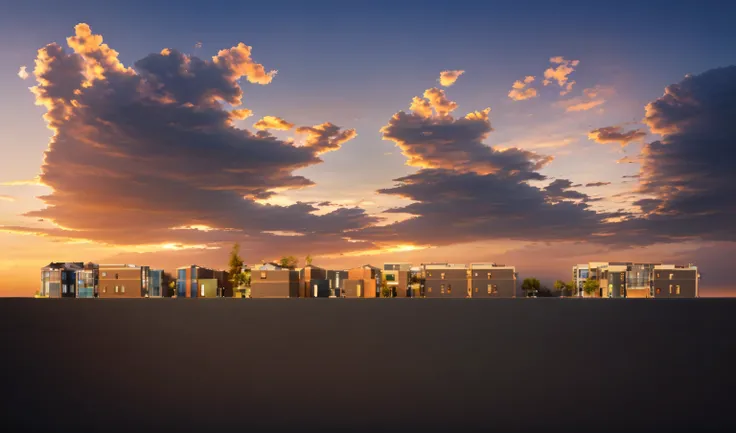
[585,182,611,187]
[544,179,589,201]
[612,66,736,243]
[355,169,606,245]
[15,23,374,251]
[588,126,647,146]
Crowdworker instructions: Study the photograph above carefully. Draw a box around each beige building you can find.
[98,264,149,298]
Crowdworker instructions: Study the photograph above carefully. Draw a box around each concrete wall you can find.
[652,269,698,298]
[470,268,516,298]
[99,267,143,298]
[424,268,468,298]
[342,280,364,298]
[251,270,299,298]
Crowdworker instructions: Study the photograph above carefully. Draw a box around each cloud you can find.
[355,169,606,246]
[253,115,295,131]
[622,174,640,179]
[423,87,458,117]
[229,108,253,120]
[194,41,202,49]
[0,195,16,202]
[617,155,641,164]
[556,85,615,112]
[585,182,611,187]
[543,56,579,89]
[508,75,538,101]
[602,66,736,245]
[588,126,647,146]
[543,179,590,202]
[13,23,374,253]
[18,66,29,80]
[355,86,611,248]
[296,122,358,155]
[382,90,552,178]
[438,70,465,87]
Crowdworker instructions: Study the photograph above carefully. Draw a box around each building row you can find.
[39,259,700,299]
[572,262,699,298]
[39,261,519,299]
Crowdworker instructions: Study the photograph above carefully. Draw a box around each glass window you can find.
[656,288,661,294]
[121,286,125,293]
[492,285,498,294]
[474,272,478,277]
[440,273,445,280]
[428,287,432,293]
[475,287,478,293]
[62,284,67,294]
[115,286,119,293]
[115,273,119,280]
[487,272,491,279]
[385,274,396,282]
[102,272,107,277]
[669,273,674,280]
[669,284,673,294]
[260,272,267,279]
[447,284,452,294]
[440,284,444,294]
[103,286,107,293]
[676,285,681,295]
[487,284,492,295]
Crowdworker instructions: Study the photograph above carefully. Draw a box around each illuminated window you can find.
[103,286,107,293]
[487,284,492,295]
[669,273,674,280]
[62,284,67,294]
[428,272,432,277]
[441,273,445,280]
[487,272,491,279]
[669,284,673,294]
[676,285,681,295]
[475,287,478,293]
[428,287,432,293]
[474,272,478,277]
[260,272,267,279]
[102,272,107,277]
[440,284,445,294]
[656,273,660,278]
[656,288,661,294]
[447,284,452,294]
[121,286,125,293]
[115,286,119,293]
[492,285,498,294]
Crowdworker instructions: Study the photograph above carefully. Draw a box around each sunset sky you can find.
[2,0,736,296]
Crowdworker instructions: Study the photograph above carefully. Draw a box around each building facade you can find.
[423,264,468,298]
[572,264,589,297]
[148,269,164,297]
[251,266,300,298]
[345,265,382,298]
[468,264,517,298]
[300,265,330,298]
[40,262,84,298]
[98,264,149,298]
[176,265,230,298]
[383,263,412,297]
[76,262,98,298]
[326,270,348,297]
[652,265,699,298]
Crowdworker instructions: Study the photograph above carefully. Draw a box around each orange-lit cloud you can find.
[296,122,358,155]
[213,42,277,86]
[556,85,614,112]
[0,195,16,202]
[543,56,579,88]
[253,115,295,131]
[508,75,537,101]
[439,70,465,87]
[17,66,29,80]
[423,88,458,117]
[229,108,253,120]
[588,126,647,146]
[13,23,376,258]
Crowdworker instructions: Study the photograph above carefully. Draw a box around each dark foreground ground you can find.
[2,298,735,433]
